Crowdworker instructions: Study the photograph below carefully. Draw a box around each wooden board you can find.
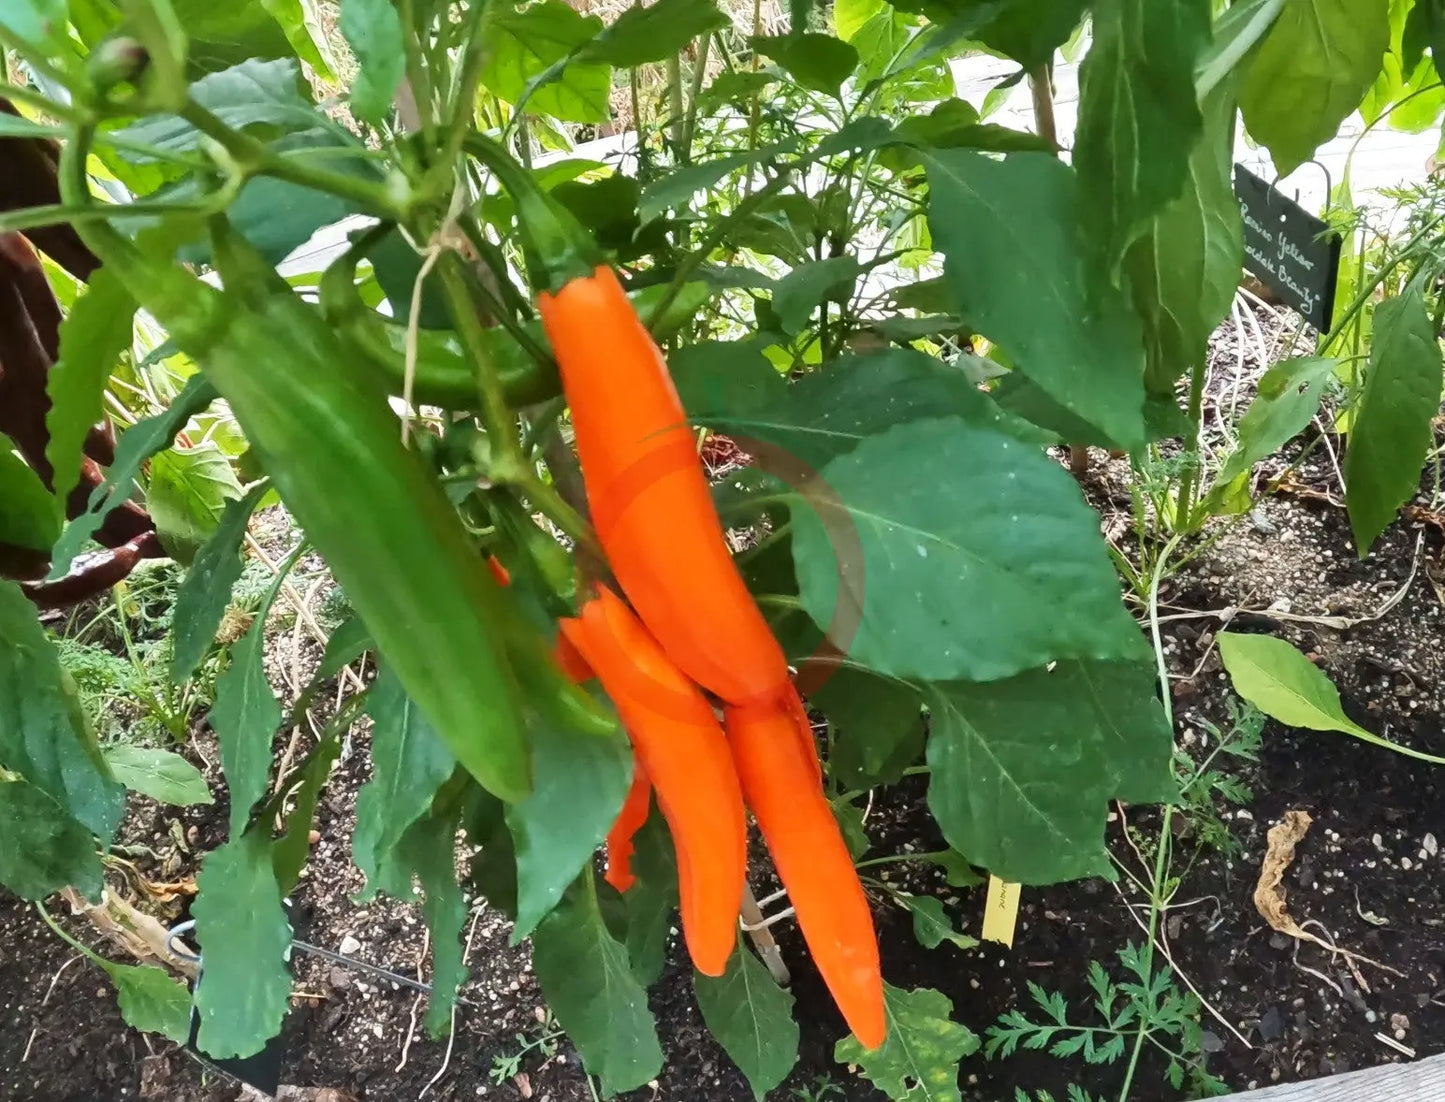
[1224,1055,1445,1100]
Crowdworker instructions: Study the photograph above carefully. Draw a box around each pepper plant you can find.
[0,0,1438,1097]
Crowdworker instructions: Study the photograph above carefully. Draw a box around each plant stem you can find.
[680,34,712,159]
[1172,353,1210,532]
[666,54,686,155]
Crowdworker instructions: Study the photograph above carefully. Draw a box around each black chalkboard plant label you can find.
[1233,164,1343,331]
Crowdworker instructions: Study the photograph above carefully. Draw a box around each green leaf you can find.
[210,610,283,838]
[695,945,800,1099]
[258,0,335,80]
[273,717,345,895]
[45,267,136,507]
[191,829,292,1059]
[925,659,1175,884]
[100,961,193,1043]
[772,257,861,334]
[1219,634,1445,765]
[171,0,300,76]
[533,876,664,1095]
[580,0,729,65]
[0,0,66,47]
[1239,0,1391,175]
[113,58,320,160]
[638,144,794,221]
[507,719,632,942]
[0,445,61,553]
[835,0,887,40]
[923,150,1148,451]
[171,480,269,683]
[1196,0,1291,100]
[319,613,372,679]
[1074,0,1210,272]
[1405,0,1445,84]
[398,792,469,1036]
[0,777,103,900]
[483,2,613,123]
[465,787,520,918]
[755,33,860,96]
[102,745,213,806]
[0,582,124,841]
[340,0,406,124]
[366,224,452,331]
[623,811,678,985]
[817,669,925,788]
[673,339,788,425]
[1207,357,1336,504]
[50,374,218,578]
[899,894,978,951]
[1125,73,1244,396]
[146,444,245,565]
[1218,631,1373,734]
[928,851,984,888]
[1345,287,1443,555]
[791,418,1148,683]
[353,665,456,900]
[760,348,1051,472]
[835,984,979,1101]
[892,0,1087,70]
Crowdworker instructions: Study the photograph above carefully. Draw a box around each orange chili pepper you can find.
[561,584,747,977]
[725,699,886,1050]
[604,765,652,893]
[538,266,794,711]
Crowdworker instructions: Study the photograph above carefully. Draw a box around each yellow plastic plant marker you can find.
[981,876,1021,947]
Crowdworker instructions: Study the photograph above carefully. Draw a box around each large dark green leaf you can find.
[672,339,787,425]
[756,348,1050,473]
[0,582,124,841]
[791,417,1148,683]
[1125,69,1243,396]
[923,150,1148,450]
[45,267,136,507]
[507,719,632,942]
[834,984,978,1100]
[925,659,1175,884]
[191,829,292,1059]
[50,373,218,577]
[101,961,194,1043]
[818,667,925,788]
[340,0,406,124]
[209,592,283,838]
[171,480,269,683]
[1075,0,1211,273]
[771,257,861,334]
[580,0,729,65]
[1345,286,1444,555]
[353,666,457,900]
[890,0,1086,70]
[113,58,320,160]
[0,445,60,553]
[0,777,103,900]
[102,745,213,806]
[533,876,664,1095]
[482,2,613,123]
[1239,0,1390,175]
[695,945,800,1100]
[172,0,300,76]
[145,444,244,565]
[754,33,860,96]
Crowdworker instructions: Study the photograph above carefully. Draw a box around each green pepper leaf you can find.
[45,266,137,508]
[191,829,292,1059]
[340,0,406,125]
[507,717,632,942]
[171,480,269,683]
[101,745,213,806]
[398,793,470,1036]
[533,875,664,1096]
[898,893,977,952]
[834,984,978,1100]
[353,666,456,900]
[623,811,678,985]
[100,961,193,1043]
[579,0,730,66]
[694,944,800,1100]
[0,777,103,900]
[145,443,245,565]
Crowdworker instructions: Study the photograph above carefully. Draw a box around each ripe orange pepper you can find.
[561,584,747,977]
[604,766,652,893]
[538,266,794,711]
[725,699,886,1050]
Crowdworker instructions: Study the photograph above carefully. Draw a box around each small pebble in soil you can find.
[1366,1010,1378,1023]
[1423,833,1438,857]
[1392,1013,1411,1033]
[1402,857,1414,871]
[338,935,361,955]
